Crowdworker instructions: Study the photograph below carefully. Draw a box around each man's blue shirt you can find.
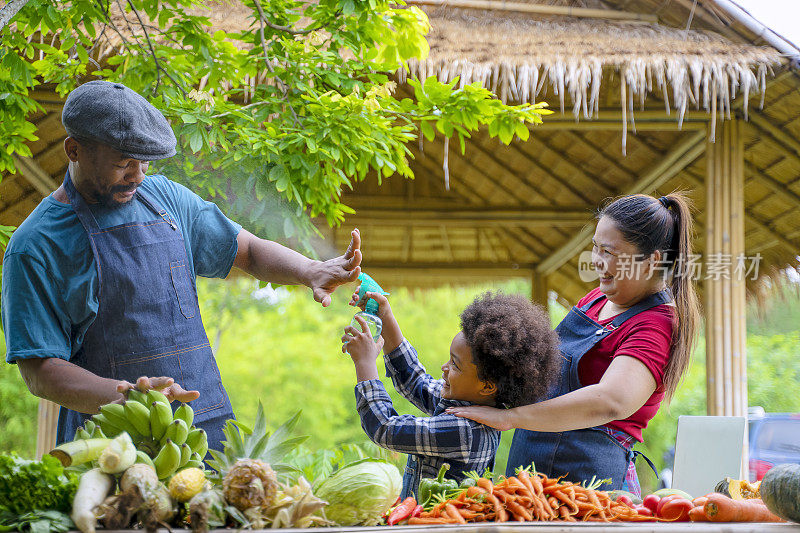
[2,174,241,363]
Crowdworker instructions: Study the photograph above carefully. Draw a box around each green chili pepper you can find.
[418,463,459,504]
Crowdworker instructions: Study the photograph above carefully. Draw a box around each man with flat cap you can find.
[2,80,362,450]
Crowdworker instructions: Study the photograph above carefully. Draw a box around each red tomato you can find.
[658,497,694,522]
[616,495,633,507]
[642,494,661,513]
[656,494,681,516]
[633,505,653,517]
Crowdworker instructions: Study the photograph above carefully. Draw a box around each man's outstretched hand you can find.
[307,228,362,307]
[117,376,200,403]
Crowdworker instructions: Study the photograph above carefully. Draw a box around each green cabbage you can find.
[315,458,402,526]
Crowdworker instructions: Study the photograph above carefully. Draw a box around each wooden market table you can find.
[110,524,800,533]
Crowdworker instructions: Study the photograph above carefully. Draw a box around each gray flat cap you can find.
[62,80,177,160]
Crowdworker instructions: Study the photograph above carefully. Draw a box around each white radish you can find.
[71,468,114,533]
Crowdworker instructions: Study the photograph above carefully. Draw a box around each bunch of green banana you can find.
[74,389,209,480]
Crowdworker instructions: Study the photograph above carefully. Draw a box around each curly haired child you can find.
[342,290,561,499]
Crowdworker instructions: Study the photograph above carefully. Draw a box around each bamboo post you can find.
[531,272,549,312]
[36,398,60,459]
[705,119,748,477]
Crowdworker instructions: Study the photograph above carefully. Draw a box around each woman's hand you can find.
[446,405,514,431]
[117,376,200,403]
[342,315,383,381]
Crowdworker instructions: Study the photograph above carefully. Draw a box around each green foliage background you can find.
[2,279,799,493]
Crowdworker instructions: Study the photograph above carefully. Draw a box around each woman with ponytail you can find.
[447,193,700,496]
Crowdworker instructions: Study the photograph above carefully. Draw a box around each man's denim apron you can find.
[506,289,670,490]
[56,172,233,453]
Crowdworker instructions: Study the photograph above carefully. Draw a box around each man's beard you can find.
[95,184,137,207]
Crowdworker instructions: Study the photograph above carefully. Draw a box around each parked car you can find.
[656,408,800,487]
[748,410,800,481]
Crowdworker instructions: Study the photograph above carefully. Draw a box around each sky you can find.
[732,0,800,51]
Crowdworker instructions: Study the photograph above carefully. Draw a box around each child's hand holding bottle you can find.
[342,315,384,382]
[350,291,403,353]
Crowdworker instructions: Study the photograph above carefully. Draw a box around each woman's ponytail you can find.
[660,193,701,401]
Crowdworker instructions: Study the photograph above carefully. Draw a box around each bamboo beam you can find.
[511,141,599,205]
[682,170,800,256]
[748,112,800,160]
[705,119,748,429]
[733,120,749,476]
[36,399,60,459]
[746,161,800,213]
[536,130,706,276]
[0,189,42,213]
[521,133,616,198]
[531,121,708,132]
[363,262,532,280]
[406,0,659,23]
[12,155,59,196]
[344,207,591,226]
[548,109,713,121]
[531,271,548,310]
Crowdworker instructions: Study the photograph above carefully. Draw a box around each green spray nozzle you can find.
[357,272,388,315]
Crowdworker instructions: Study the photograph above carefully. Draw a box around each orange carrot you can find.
[516,470,536,493]
[466,486,486,498]
[506,500,533,521]
[551,489,579,515]
[547,495,559,509]
[485,493,508,522]
[689,506,709,522]
[529,472,546,497]
[445,503,467,524]
[493,489,514,503]
[505,477,533,497]
[408,517,459,525]
[477,478,494,494]
[457,508,482,520]
[558,505,571,520]
[704,495,783,523]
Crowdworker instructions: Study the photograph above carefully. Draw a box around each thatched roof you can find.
[4,0,800,306]
[402,9,781,119]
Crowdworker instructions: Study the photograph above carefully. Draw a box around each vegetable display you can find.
[58,389,207,479]
[314,458,402,526]
[0,453,79,516]
[417,463,458,505]
[409,470,657,523]
[0,453,80,533]
[715,477,762,500]
[760,462,800,523]
[13,399,795,529]
[702,493,783,522]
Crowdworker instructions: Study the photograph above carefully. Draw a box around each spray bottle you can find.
[348,272,389,344]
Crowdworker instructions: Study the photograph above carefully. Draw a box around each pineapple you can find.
[222,458,277,510]
[206,404,308,513]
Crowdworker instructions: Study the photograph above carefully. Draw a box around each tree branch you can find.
[125,0,187,96]
[0,0,29,32]
[251,0,299,123]
[261,18,313,35]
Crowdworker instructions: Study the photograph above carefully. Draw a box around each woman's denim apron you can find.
[56,172,233,453]
[506,289,670,490]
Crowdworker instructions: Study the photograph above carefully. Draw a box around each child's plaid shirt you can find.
[354,339,500,499]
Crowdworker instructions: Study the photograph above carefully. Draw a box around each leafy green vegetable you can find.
[314,458,402,526]
[0,509,73,533]
[0,453,79,515]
